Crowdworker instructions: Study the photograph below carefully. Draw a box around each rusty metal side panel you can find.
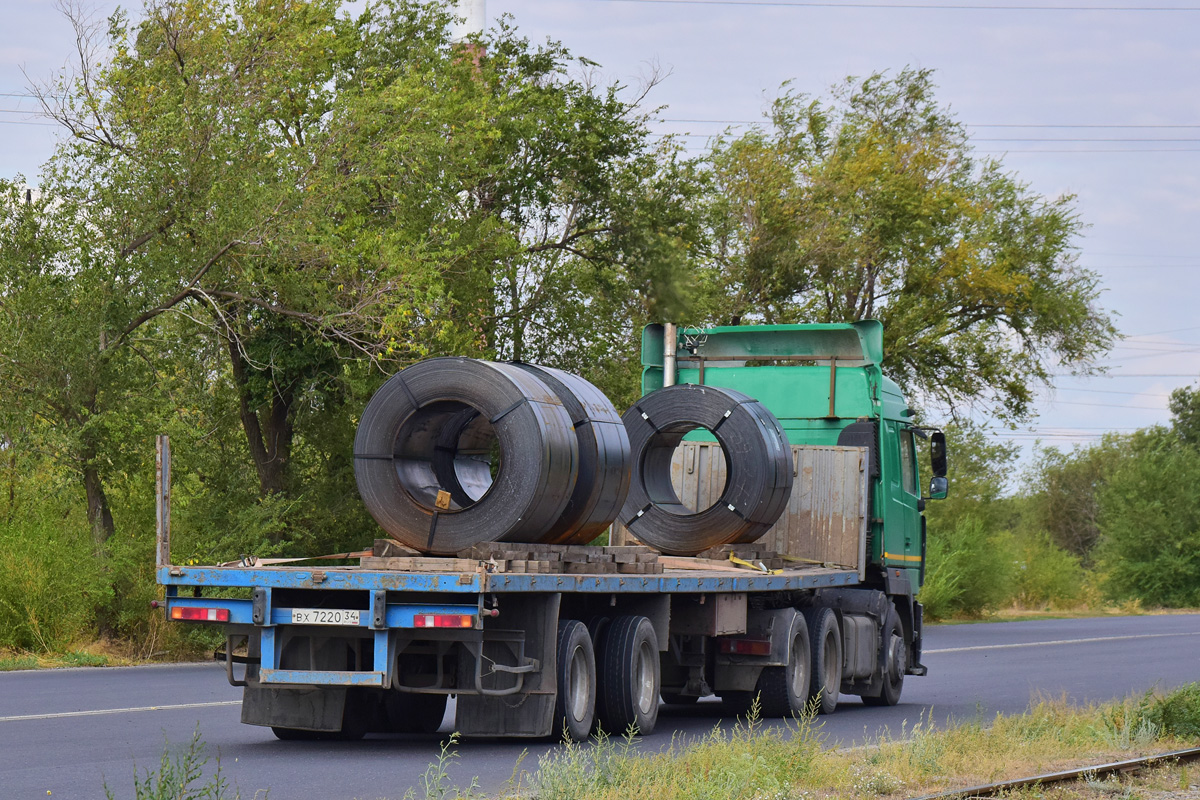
[667,442,868,576]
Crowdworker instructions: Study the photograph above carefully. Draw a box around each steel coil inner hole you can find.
[392,400,502,511]
[642,422,729,515]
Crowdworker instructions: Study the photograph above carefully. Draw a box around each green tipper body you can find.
[641,322,925,590]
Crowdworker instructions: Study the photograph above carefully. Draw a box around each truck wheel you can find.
[554,619,597,742]
[596,615,660,735]
[803,607,841,715]
[757,615,811,717]
[862,606,905,707]
[384,691,449,733]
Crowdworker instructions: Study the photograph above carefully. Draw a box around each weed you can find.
[103,727,251,800]
[403,733,481,800]
[1136,683,1200,739]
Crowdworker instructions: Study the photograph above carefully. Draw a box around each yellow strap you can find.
[728,554,783,575]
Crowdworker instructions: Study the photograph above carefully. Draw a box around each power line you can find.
[1041,399,1165,410]
[660,118,1200,128]
[1128,325,1200,336]
[584,0,1200,10]
[1045,387,1172,397]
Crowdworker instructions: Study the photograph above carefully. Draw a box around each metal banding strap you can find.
[353,454,394,460]
[636,406,659,432]
[427,510,441,551]
[711,408,734,433]
[625,505,652,529]
[395,374,419,409]
[489,398,528,424]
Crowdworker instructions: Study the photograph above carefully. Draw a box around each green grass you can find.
[0,653,38,671]
[0,648,119,671]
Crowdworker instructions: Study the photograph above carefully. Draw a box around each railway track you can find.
[912,746,1200,799]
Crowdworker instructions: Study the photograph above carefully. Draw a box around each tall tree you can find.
[32,0,700,506]
[700,69,1116,420]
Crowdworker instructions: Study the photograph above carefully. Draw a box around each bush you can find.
[1012,531,1084,607]
[0,512,111,651]
[1138,683,1200,740]
[1097,444,1200,607]
[920,515,1014,619]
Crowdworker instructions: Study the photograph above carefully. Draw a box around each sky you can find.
[3,0,1200,476]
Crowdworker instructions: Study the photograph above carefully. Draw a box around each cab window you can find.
[899,429,917,496]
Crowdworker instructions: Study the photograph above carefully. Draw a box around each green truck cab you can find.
[639,320,948,684]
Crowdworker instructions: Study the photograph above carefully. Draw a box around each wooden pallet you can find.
[361,540,664,574]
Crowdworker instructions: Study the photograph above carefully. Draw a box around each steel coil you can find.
[353,358,578,554]
[511,363,632,545]
[619,383,794,555]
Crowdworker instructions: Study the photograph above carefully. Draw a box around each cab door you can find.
[881,422,923,574]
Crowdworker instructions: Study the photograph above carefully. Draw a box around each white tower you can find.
[451,0,486,42]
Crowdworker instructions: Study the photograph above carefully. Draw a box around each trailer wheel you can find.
[862,606,905,707]
[757,614,811,717]
[803,607,841,715]
[597,615,660,735]
[554,619,597,742]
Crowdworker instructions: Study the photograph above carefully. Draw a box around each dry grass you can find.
[480,687,1200,800]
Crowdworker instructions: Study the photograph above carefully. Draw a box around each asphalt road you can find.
[2,614,1197,800]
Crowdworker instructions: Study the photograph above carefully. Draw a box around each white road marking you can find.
[926,631,1200,654]
[0,700,240,723]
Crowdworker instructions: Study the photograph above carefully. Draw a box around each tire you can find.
[757,614,811,717]
[384,691,449,733]
[802,607,841,715]
[862,605,905,707]
[596,615,661,735]
[554,620,597,742]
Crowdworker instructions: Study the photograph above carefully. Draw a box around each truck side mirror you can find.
[929,431,947,478]
[928,475,948,500]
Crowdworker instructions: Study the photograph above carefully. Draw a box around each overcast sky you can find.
[3,0,1199,474]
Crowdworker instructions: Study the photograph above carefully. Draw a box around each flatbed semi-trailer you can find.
[157,322,948,741]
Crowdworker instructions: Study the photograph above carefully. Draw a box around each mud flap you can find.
[456,594,560,737]
[241,686,347,732]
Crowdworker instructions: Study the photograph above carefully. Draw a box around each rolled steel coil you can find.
[510,363,632,545]
[353,358,578,554]
[619,383,794,555]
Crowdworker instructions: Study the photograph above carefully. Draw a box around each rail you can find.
[911,746,1200,800]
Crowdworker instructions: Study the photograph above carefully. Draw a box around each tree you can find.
[1097,441,1200,607]
[699,69,1115,421]
[31,0,700,507]
[1167,384,1200,447]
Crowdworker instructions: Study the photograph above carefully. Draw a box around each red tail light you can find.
[170,606,230,622]
[413,614,475,628]
[719,637,772,656]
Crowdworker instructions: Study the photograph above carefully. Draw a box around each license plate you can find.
[290,608,362,626]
